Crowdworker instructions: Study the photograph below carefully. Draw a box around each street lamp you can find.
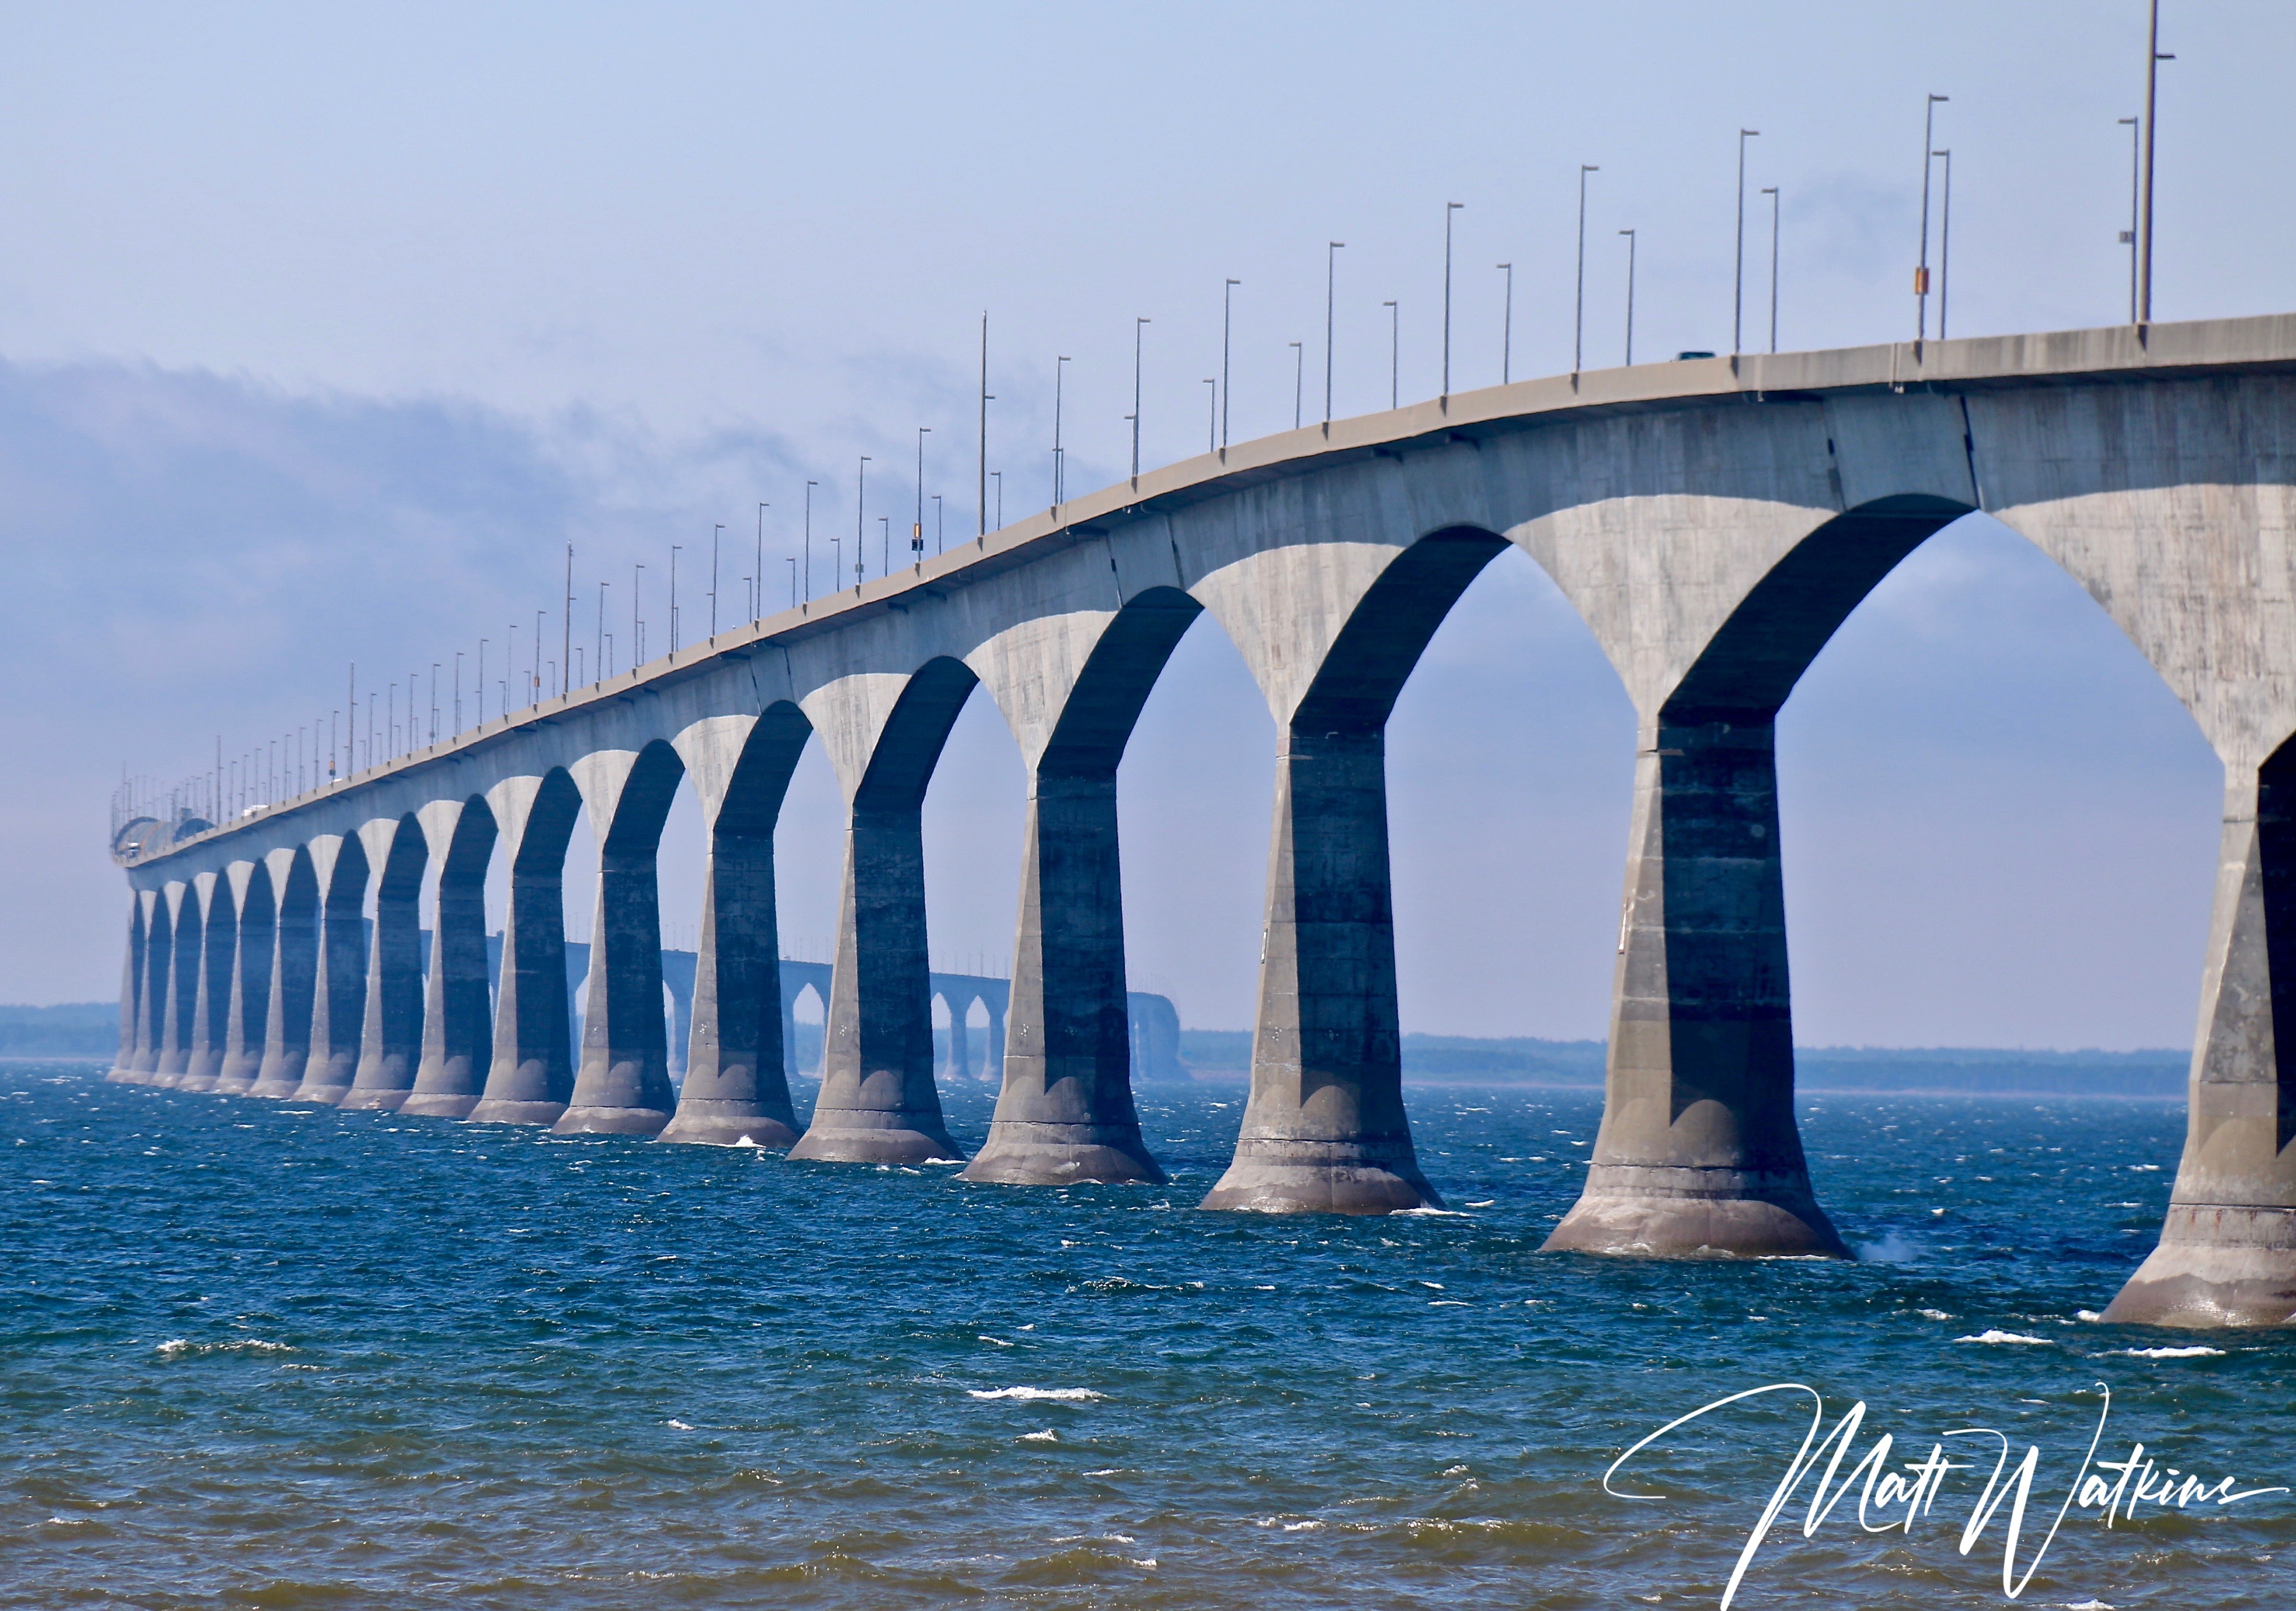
[668,547,680,653]
[1932,148,1952,339]
[1619,229,1636,365]
[914,426,930,565]
[1221,279,1240,451]
[1132,317,1149,481]
[2141,0,2172,324]
[1917,94,1948,340]
[2118,117,2141,323]
[1323,241,1343,425]
[755,503,768,623]
[1052,355,1070,506]
[1575,165,1598,373]
[1762,187,1780,352]
[1289,341,1303,430]
[710,524,722,638]
[1734,129,1759,354]
[803,481,817,603]
[1496,263,1513,384]
[932,492,944,554]
[1383,300,1398,408]
[856,456,869,587]
[1442,201,1462,399]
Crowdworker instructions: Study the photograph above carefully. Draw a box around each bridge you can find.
[105,314,2296,1328]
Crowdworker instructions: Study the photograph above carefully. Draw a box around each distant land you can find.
[4,1005,2187,1097]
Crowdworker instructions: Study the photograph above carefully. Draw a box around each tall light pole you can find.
[668,547,680,653]
[1221,279,1239,451]
[709,524,722,638]
[2141,1,2171,324]
[755,503,768,622]
[453,651,463,730]
[856,456,869,587]
[1574,165,1598,373]
[563,544,573,691]
[1052,356,1069,506]
[1619,228,1636,365]
[1383,300,1398,408]
[631,567,641,666]
[1289,341,1303,430]
[978,313,990,536]
[2119,117,2141,323]
[803,481,817,602]
[932,492,944,554]
[1762,186,1780,352]
[1497,263,1513,384]
[1323,241,1343,425]
[1917,94,1948,339]
[991,471,1003,530]
[594,583,606,682]
[1734,129,1759,354]
[1132,316,1149,481]
[1442,201,1462,399]
[913,426,929,564]
[1932,148,1952,339]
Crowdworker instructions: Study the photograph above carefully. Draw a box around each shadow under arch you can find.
[344,813,429,1109]
[214,862,275,1094]
[791,657,978,1165]
[403,795,499,1118]
[297,832,370,1101]
[662,702,816,1148]
[1198,524,1511,1216]
[179,873,238,1091]
[965,587,1202,1187]
[154,882,202,1087]
[471,767,584,1125]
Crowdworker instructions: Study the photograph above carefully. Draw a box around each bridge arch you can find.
[403,795,497,1118]
[470,767,582,1125]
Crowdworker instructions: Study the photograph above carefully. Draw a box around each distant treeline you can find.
[0,1003,117,1057]
[1179,1030,2188,1097]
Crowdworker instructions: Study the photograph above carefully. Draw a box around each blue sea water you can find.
[2,1061,2289,1610]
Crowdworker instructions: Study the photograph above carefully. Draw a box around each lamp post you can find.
[1289,341,1303,430]
[991,470,1002,530]
[1762,187,1780,352]
[787,556,797,608]
[1932,148,1952,339]
[563,543,573,694]
[1323,241,1343,425]
[668,547,680,653]
[453,651,463,731]
[1497,262,1512,384]
[856,456,869,587]
[755,503,768,623]
[594,583,605,682]
[1619,229,1636,365]
[2119,117,2141,323]
[1052,356,1069,506]
[978,312,989,536]
[932,492,944,554]
[1383,300,1398,408]
[631,567,641,666]
[2141,0,2172,324]
[914,426,929,564]
[1442,200,1462,399]
[1132,316,1149,481]
[1917,94,1948,339]
[1734,128,1759,354]
[803,481,817,603]
[1221,278,1239,450]
[1574,165,1598,373]
[710,524,721,638]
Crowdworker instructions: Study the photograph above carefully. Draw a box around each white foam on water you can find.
[1857,1231,1923,1263]
[155,1338,294,1359]
[1395,1206,1466,1217]
[1956,1329,2052,1346]
[2111,1346,2226,1359]
[977,1335,1012,1347]
[665,1419,695,1430]
[1918,1309,1954,1321]
[968,1385,1104,1401]
[1019,1429,1056,1442]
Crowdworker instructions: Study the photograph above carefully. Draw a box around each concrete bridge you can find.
[105,314,2296,1328]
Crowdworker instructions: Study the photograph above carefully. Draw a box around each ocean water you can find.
[3,1061,2290,1610]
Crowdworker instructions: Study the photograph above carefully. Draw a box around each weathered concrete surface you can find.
[177,873,229,1092]
[660,709,810,1148]
[152,883,197,1088]
[248,849,317,1097]
[401,800,496,1118]
[789,666,970,1165]
[470,774,581,1126]
[110,313,2296,1320]
[291,835,368,1103]
[213,861,272,1094]
[342,817,427,1111]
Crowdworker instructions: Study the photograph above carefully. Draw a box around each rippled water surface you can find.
[3,1061,2290,1609]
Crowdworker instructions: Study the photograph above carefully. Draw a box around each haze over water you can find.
[5,1061,2288,1609]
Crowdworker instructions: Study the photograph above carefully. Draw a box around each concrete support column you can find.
[2105,766,2296,1326]
[179,875,232,1092]
[251,853,318,1097]
[130,890,170,1080]
[293,841,368,1103]
[403,808,496,1118]
[1545,722,1846,1257]
[661,812,801,1147]
[343,822,426,1111]
[471,777,579,1126]
[154,886,198,1088]
[109,895,151,1082]
[965,772,1163,1185]
[215,865,273,1095]
[789,799,963,1163]
[556,844,676,1136]
[1202,729,1436,1212]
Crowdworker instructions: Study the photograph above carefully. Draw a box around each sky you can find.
[1,1,2284,1047]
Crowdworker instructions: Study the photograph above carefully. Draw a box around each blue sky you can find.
[0,2,2282,1045]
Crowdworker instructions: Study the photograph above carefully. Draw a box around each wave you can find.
[968,1386,1104,1402]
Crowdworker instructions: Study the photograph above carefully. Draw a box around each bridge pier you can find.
[470,775,581,1126]
[1544,722,1848,1258]
[964,773,1164,1186]
[153,884,198,1088]
[2105,761,2296,1326]
[343,817,426,1111]
[290,838,368,1103]
[662,711,809,1148]
[106,896,145,1083]
[178,873,230,1092]
[250,850,318,1096]
[402,802,496,1118]
[1201,729,1437,1213]
[214,862,272,1094]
